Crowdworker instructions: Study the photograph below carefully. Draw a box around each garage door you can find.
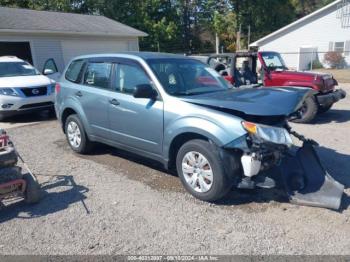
[0,42,33,64]
[61,40,129,65]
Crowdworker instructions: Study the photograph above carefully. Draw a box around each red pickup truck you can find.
[207,51,346,123]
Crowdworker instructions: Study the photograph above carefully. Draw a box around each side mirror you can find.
[133,84,158,99]
[43,68,54,75]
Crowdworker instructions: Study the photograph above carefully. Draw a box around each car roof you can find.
[0,56,24,63]
[73,52,191,61]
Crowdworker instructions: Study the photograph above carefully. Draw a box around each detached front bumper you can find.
[316,89,346,106]
[280,142,344,210]
[229,133,344,210]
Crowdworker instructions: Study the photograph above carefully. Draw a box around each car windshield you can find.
[261,52,288,71]
[0,62,40,77]
[147,58,232,96]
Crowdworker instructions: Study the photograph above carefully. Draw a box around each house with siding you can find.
[250,0,350,70]
[0,7,147,72]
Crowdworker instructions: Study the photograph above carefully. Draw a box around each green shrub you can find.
[308,59,324,70]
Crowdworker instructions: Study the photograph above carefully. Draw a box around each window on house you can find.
[334,42,345,52]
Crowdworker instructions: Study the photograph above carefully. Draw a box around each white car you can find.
[0,56,59,121]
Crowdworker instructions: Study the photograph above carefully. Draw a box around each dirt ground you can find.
[0,84,349,255]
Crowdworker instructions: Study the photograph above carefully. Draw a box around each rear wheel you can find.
[292,96,318,123]
[318,103,333,114]
[65,114,92,154]
[176,139,232,202]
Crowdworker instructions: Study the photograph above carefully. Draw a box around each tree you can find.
[324,51,346,69]
[213,11,237,51]
[230,0,296,49]
[0,0,336,53]
[290,0,334,18]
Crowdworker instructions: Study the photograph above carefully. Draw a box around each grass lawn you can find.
[316,69,350,84]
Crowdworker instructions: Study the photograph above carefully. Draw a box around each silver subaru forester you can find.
[55,52,344,209]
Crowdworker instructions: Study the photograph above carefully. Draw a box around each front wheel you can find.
[176,139,232,202]
[292,96,318,123]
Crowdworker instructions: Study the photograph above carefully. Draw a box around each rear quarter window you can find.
[65,60,85,83]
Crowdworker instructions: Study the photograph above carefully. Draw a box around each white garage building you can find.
[250,0,350,70]
[0,7,147,72]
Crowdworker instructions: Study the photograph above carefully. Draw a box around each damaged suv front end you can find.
[225,117,344,209]
[172,77,344,210]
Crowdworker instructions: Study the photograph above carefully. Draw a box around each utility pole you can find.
[247,25,251,50]
[236,24,241,51]
[215,33,220,54]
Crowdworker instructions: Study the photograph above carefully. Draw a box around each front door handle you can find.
[75,91,83,97]
[109,99,120,106]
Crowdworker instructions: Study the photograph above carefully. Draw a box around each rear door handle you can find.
[109,99,120,106]
[75,91,83,97]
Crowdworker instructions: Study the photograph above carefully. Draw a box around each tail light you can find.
[55,83,61,93]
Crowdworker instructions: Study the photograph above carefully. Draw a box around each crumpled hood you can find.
[180,87,313,116]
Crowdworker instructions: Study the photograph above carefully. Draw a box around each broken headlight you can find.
[242,121,293,146]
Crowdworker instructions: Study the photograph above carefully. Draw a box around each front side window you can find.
[83,62,112,89]
[261,52,287,71]
[0,62,39,77]
[114,63,152,94]
[65,60,85,83]
[147,58,231,96]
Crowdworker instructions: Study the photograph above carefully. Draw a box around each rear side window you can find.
[83,62,112,89]
[65,60,85,83]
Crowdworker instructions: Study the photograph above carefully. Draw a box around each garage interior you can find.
[0,41,33,64]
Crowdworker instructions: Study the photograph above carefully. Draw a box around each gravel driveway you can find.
[0,85,349,255]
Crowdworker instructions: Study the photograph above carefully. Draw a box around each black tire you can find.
[65,114,92,154]
[23,173,41,204]
[292,96,318,123]
[318,103,333,114]
[176,139,233,202]
[0,114,4,122]
[0,147,18,168]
